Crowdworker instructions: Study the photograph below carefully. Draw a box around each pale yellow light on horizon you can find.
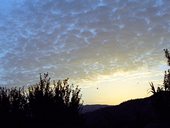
[80,66,165,105]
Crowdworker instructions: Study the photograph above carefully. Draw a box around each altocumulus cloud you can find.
[0,0,170,86]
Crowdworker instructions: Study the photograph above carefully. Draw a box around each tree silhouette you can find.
[27,73,83,127]
[0,73,83,128]
[163,49,170,91]
[150,49,170,121]
[164,49,170,66]
[150,49,170,93]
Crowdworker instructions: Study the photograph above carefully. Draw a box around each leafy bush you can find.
[0,73,83,128]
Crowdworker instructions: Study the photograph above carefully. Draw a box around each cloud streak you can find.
[0,0,170,86]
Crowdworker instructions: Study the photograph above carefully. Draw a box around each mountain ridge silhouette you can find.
[83,93,170,128]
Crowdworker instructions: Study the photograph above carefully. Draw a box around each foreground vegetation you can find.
[0,73,83,128]
[149,49,170,123]
[150,49,170,93]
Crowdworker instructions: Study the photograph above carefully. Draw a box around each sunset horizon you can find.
[1,0,170,105]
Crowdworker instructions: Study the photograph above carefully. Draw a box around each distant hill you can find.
[83,94,170,128]
[80,104,110,113]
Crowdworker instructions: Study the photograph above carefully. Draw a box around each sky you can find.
[0,0,170,105]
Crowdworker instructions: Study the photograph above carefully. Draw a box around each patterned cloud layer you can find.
[0,0,170,86]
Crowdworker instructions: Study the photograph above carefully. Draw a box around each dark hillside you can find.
[84,93,170,128]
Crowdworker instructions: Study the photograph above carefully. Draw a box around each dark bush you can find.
[0,73,83,128]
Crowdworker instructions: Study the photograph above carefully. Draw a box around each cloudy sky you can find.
[0,0,170,104]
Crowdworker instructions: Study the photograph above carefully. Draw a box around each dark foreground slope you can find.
[83,92,170,128]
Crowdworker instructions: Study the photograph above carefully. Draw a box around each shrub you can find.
[0,73,83,128]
